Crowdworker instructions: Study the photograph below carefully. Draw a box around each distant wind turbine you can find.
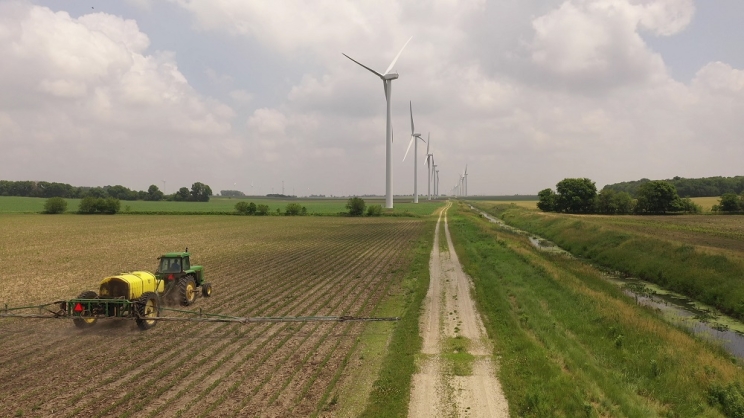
[433,164,438,198]
[343,37,412,209]
[464,165,468,196]
[403,102,426,203]
[423,134,433,200]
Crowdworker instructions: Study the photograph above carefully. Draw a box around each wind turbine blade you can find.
[423,155,430,166]
[384,36,413,75]
[342,53,384,78]
[409,101,415,135]
[403,136,415,162]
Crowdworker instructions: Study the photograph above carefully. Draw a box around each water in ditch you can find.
[471,206,744,360]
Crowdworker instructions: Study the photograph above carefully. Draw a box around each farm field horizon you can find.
[0,195,445,215]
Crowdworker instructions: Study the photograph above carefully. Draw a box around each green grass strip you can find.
[359,218,435,418]
[448,203,744,417]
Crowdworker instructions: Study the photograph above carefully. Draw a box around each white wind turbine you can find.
[343,37,412,209]
[403,102,426,203]
[464,165,468,196]
[423,134,433,200]
[434,165,439,198]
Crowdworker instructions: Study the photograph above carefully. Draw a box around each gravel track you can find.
[408,203,509,417]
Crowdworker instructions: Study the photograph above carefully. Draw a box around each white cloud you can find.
[528,0,694,89]
[0,2,240,189]
[5,0,744,196]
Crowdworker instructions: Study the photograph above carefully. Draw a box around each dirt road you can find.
[409,202,509,417]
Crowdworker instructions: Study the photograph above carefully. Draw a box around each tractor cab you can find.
[158,254,189,274]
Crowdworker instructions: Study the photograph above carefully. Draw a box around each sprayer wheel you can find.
[72,290,98,329]
[135,292,160,330]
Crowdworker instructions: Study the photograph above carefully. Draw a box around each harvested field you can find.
[0,214,428,417]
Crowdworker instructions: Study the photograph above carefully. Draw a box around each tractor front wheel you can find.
[135,292,160,330]
[73,290,98,329]
[201,282,213,297]
[178,276,197,306]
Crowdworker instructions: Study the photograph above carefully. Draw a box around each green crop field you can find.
[0,196,444,216]
[0,213,433,417]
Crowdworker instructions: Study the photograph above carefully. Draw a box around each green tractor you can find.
[60,249,212,330]
[156,249,213,306]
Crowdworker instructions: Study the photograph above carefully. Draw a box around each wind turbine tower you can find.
[344,37,412,209]
[423,134,433,201]
[435,166,439,198]
[464,165,468,196]
[403,102,425,203]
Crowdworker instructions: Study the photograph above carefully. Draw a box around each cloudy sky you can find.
[1,0,743,196]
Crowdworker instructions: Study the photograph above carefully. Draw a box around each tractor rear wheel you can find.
[178,276,197,306]
[73,290,98,329]
[201,282,213,297]
[135,292,160,330]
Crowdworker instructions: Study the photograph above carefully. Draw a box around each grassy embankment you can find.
[448,203,744,417]
[473,203,744,321]
[352,212,436,418]
[0,196,443,216]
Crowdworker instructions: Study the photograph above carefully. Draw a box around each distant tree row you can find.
[220,190,245,197]
[234,201,307,216]
[538,178,700,214]
[603,176,744,198]
[43,196,121,214]
[0,180,212,202]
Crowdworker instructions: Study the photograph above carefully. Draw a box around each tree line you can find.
[603,176,744,198]
[538,178,701,214]
[0,180,212,202]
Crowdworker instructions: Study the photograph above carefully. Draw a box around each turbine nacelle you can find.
[383,73,399,80]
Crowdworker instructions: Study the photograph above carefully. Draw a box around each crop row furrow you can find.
[93,222,398,414]
[206,228,406,416]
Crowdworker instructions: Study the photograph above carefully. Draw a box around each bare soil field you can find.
[0,214,426,417]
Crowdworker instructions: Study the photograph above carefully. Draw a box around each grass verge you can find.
[448,202,744,417]
[357,218,435,418]
[475,203,744,321]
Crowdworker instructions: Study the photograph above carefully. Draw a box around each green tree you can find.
[256,204,270,215]
[190,182,212,202]
[78,196,98,213]
[43,197,67,214]
[285,202,303,215]
[537,188,557,212]
[235,201,248,214]
[635,181,680,214]
[100,197,121,214]
[346,197,366,216]
[366,204,383,216]
[145,185,164,201]
[719,193,741,212]
[175,187,191,201]
[596,189,632,214]
[555,178,597,213]
[678,197,702,214]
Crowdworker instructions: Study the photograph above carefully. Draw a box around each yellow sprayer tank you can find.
[98,271,164,300]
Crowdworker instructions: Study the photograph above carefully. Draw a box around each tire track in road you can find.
[409,202,509,418]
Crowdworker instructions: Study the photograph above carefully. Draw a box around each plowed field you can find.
[0,214,427,417]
